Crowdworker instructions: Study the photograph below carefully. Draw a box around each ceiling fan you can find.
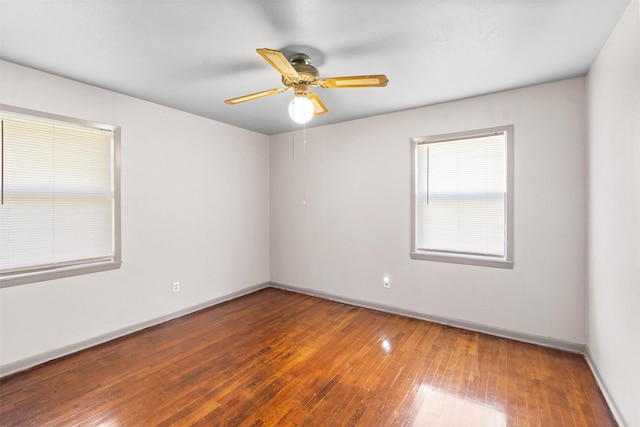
[224,48,389,124]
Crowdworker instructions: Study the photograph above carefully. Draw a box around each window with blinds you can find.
[410,125,513,268]
[0,105,121,287]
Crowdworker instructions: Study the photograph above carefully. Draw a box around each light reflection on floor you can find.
[380,338,393,353]
[411,384,506,427]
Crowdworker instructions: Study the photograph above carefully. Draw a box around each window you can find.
[0,104,121,287]
[410,125,513,268]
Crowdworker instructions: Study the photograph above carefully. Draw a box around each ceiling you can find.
[0,0,631,135]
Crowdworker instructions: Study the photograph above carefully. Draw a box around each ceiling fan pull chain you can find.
[302,123,307,206]
[291,124,295,160]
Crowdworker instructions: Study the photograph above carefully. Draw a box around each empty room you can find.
[0,0,638,426]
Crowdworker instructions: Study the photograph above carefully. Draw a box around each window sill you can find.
[0,260,122,288]
[410,251,513,269]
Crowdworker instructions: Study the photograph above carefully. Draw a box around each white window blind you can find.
[411,126,513,267]
[1,111,117,277]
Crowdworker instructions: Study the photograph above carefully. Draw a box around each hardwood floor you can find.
[0,288,615,426]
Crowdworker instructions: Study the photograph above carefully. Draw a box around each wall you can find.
[0,61,271,374]
[586,0,640,425]
[271,77,588,347]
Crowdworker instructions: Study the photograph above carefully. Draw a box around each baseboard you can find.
[0,281,270,378]
[0,280,587,376]
[269,281,586,354]
[5,280,621,424]
[584,348,628,427]
[269,282,630,425]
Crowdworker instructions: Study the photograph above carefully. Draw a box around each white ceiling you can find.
[0,0,631,135]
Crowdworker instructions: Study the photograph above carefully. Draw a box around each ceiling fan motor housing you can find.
[282,54,319,94]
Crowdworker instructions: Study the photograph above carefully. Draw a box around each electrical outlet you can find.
[383,276,390,288]
[173,281,180,292]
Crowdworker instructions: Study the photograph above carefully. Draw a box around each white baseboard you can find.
[270,281,586,354]
[272,282,632,423]
[1,281,586,375]
[0,281,269,378]
[584,349,628,427]
[3,281,623,426]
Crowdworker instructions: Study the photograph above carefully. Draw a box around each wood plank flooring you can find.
[0,288,616,426]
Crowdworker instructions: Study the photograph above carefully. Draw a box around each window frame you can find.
[0,104,122,287]
[410,125,514,269]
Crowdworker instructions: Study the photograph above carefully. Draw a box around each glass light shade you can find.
[288,96,314,124]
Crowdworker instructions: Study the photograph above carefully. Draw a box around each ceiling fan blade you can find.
[224,87,290,104]
[256,48,300,79]
[319,74,389,89]
[308,93,328,115]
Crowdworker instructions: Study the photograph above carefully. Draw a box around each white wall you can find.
[271,77,588,346]
[0,61,271,373]
[586,0,640,425]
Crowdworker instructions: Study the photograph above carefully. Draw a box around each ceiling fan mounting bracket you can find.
[289,53,311,66]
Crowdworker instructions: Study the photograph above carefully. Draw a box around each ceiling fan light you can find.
[288,95,314,124]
